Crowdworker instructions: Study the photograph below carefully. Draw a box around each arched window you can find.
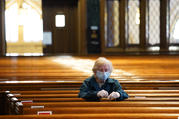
[170,0,179,44]
[23,2,43,42]
[173,20,179,42]
[5,1,43,43]
[5,3,19,42]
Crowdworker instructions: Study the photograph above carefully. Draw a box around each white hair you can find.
[92,57,113,73]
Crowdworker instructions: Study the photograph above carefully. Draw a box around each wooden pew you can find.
[3,87,179,107]
[4,91,179,113]
[6,92,179,107]
[1,56,179,83]
[21,107,179,115]
[2,81,179,91]
[9,97,179,104]
[5,90,79,94]
[1,56,179,118]
[1,113,179,119]
[6,93,179,100]
[16,101,179,108]
[0,82,81,91]
[6,89,179,94]
[1,56,179,91]
[9,94,179,113]
[15,101,179,115]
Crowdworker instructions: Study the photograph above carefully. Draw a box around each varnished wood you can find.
[23,107,179,114]
[7,90,179,95]
[17,101,179,108]
[1,56,179,117]
[0,113,179,119]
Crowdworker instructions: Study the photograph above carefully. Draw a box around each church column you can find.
[0,0,6,56]
[119,0,128,49]
[160,0,169,52]
[140,0,148,49]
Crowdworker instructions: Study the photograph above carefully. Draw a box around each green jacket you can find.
[78,76,129,101]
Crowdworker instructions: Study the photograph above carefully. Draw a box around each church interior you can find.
[1,0,179,118]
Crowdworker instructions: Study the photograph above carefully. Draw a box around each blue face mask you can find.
[96,71,110,81]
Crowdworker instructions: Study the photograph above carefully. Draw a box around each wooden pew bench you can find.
[6,89,179,95]
[1,113,179,119]
[6,93,179,102]
[5,89,179,100]
[15,101,179,115]
[2,81,179,91]
[6,91,179,106]
[5,90,179,114]
[5,90,79,94]
[21,107,179,115]
[6,97,85,114]
[16,101,179,108]
[0,82,81,91]
[10,97,179,114]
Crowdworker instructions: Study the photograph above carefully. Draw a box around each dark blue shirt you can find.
[78,76,129,101]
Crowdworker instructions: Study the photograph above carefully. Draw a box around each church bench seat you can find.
[6,89,179,95]
[0,113,179,119]
[16,101,179,108]
[6,93,179,101]
[6,91,179,113]
[2,81,179,91]
[1,56,179,118]
[15,101,179,114]
[6,94,179,115]
[20,107,179,115]
[6,91,179,111]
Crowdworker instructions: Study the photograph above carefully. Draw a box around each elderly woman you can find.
[78,57,128,101]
